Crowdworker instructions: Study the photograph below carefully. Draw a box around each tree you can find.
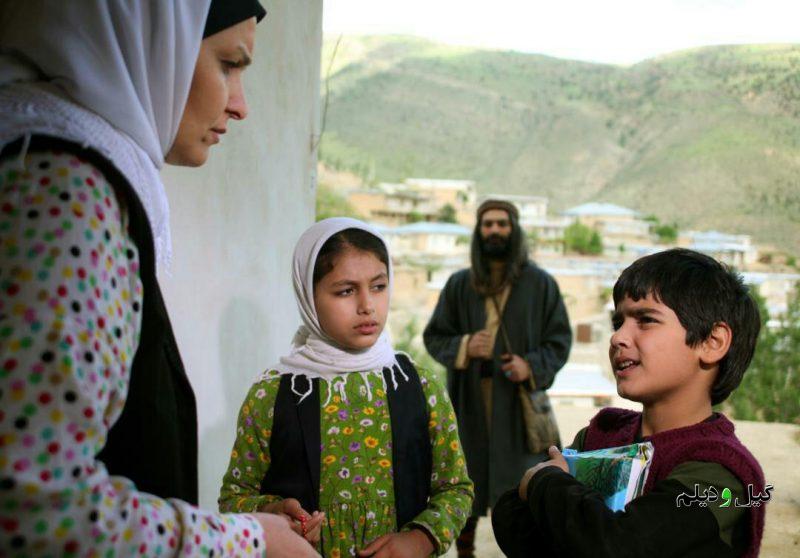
[644,215,679,244]
[589,231,603,254]
[407,210,424,223]
[725,285,800,425]
[437,203,457,223]
[653,223,679,244]
[315,183,362,221]
[564,221,603,255]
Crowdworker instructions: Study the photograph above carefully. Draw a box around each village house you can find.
[563,202,653,256]
[385,221,471,259]
[405,178,477,226]
[680,229,759,268]
[348,183,438,225]
[741,271,800,325]
[348,178,475,226]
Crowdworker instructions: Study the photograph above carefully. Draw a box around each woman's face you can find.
[166,17,257,166]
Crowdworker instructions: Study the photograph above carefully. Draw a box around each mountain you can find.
[318,35,800,254]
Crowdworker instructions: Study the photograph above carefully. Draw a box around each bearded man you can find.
[423,199,572,557]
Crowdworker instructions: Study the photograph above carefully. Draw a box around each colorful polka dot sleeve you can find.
[0,151,265,557]
[403,369,473,554]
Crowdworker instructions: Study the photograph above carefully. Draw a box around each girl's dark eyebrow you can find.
[330,279,357,287]
[329,272,387,288]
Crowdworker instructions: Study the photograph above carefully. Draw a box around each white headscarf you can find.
[272,218,408,402]
[0,0,212,267]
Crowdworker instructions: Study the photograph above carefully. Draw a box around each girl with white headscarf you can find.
[218,218,474,557]
[0,2,319,557]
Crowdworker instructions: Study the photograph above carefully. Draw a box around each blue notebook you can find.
[562,442,654,512]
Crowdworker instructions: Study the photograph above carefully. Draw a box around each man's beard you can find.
[481,234,511,259]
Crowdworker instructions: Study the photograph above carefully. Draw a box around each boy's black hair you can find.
[613,248,761,405]
[313,228,389,286]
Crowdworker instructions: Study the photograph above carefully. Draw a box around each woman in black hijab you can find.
[0,1,318,556]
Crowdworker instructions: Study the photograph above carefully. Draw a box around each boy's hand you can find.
[467,329,493,359]
[261,498,325,546]
[357,529,434,557]
[501,353,532,383]
[518,446,569,501]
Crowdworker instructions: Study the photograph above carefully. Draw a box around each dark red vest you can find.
[584,408,765,558]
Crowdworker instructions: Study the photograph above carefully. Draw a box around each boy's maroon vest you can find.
[583,408,765,558]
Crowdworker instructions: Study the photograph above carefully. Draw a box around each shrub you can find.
[564,221,603,255]
[725,285,800,425]
[316,183,362,221]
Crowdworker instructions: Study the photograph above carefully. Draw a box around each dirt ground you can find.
[444,399,800,557]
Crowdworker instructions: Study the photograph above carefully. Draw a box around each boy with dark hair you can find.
[492,248,767,558]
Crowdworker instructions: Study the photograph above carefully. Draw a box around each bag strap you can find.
[489,293,514,356]
[491,293,538,391]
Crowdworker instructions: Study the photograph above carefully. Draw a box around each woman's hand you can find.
[251,512,321,558]
[357,529,435,558]
[261,498,325,546]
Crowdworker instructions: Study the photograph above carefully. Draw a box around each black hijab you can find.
[204,0,267,38]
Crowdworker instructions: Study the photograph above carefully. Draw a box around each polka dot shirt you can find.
[0,150,265,557]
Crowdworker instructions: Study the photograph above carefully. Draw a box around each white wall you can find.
[159,0,322,509]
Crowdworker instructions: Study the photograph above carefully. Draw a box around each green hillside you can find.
[319,36,800,254]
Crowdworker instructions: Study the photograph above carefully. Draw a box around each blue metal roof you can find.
[367,223,396,236]
[563,202,638,217]
[392,222,471,236]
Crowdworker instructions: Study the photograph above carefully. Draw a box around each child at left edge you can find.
[491,248,767,558]
[218,217,474,557]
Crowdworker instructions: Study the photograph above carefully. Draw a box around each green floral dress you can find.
[219,367,474,557]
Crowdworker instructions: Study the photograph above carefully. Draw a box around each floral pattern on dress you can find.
[219,368,473,557]
[0,150,265,557]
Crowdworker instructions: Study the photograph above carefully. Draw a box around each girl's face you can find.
[314,248,390,351]
[166,17,256,166]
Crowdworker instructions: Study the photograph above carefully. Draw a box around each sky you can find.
[323,0,800,65]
